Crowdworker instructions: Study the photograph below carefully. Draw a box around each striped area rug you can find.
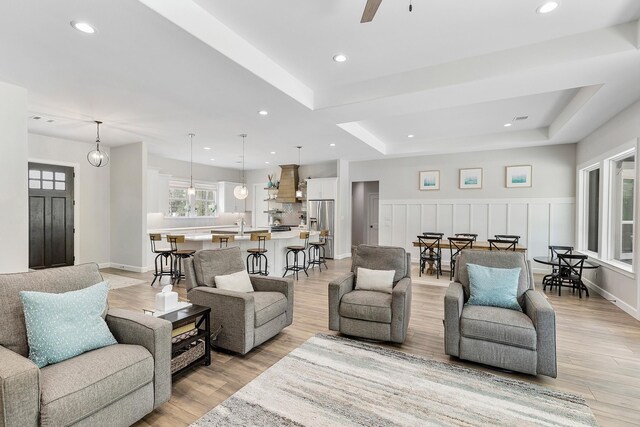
[192,334,598,426]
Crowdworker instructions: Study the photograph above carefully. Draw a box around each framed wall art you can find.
[459,168,483,189]
[419,170,440,190]
[506,165,532,188]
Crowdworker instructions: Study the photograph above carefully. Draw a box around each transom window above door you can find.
[28,169,66,191]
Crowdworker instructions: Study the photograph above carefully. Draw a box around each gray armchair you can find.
[0,264,172,427]
[184,247,294,355]
[444,250,557,377]
[329,245,411,343]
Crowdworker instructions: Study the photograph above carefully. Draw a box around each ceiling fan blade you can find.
[361,0,382,23]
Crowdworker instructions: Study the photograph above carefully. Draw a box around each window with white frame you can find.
[608,152,635,265]
[168,182,217,217]
[581,166,600,254]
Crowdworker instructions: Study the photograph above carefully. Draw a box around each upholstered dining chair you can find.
[444,250,557,377]
[328,245,412,343]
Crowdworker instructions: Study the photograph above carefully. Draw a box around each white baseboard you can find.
[108,263,149,274]
[582,277,639,320]
[334,253,352,260]
[98,262,111,269]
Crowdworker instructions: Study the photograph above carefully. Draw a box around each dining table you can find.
[533,256,598,297]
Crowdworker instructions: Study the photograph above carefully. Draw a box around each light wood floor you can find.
[104,260,640,426]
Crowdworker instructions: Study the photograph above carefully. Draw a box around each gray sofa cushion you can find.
[340,290,392,323]
[39,344,154,426]
[461,305,537,350]
[253,292,287,327]
[0,263,103,357]
[353,245,407,283]
[455,250,531,307]
[193,247,246,287]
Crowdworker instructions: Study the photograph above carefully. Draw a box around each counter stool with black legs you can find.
[211,233,235,248]
[308,230,329,271]
[149,233,173,286]
[283,232,310,280]
[167,234,195,285]
[246,232,271,276]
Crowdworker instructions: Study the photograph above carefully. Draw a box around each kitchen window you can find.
[168,182,217,217]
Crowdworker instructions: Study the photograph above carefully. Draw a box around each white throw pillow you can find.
[215,270,254,293]
[355,267,395,294]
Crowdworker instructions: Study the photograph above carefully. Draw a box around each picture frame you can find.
[505,165,532,188]
[419,170,440,191]
[459,168,483,189]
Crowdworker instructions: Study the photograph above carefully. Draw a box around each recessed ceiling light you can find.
[329,143,336,147]
[203,147,211,150]
[209,158,215,161]
[258,110,269,116]
[270,151,276,154]
[333,54,348,63]
[407,134,415,138]
[504,123,512,127]
[537,2,559,14]
[265,161,270,164]
[70,21,96,34]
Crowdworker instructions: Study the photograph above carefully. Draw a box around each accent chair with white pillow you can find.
[444,250,557,377]
[328,245,412,343]
[184,247,294,355]
[0,263,172,427]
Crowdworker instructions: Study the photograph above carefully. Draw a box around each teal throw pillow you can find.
[466,263,522,312]
[20,281,117,368]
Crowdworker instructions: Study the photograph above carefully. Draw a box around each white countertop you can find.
[186,229,315,241]
[148,225,307,234]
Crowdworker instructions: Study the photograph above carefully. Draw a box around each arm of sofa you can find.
[444,281,465,357]
[187,287,255,355]
[328,272,355,331]
[391,277,412,343]
[251,276,294,326]
[0,346,39,427]
[105,308,172,409]
[183,257,198,291]
[524,289,557,378]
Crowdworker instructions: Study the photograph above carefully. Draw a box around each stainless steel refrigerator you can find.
[308,200,335,259]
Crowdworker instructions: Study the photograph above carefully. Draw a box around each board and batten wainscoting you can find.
[378,197,575,275]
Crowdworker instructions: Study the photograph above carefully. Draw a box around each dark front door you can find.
[28,163,74,269]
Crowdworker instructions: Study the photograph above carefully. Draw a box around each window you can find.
[168,183,217,217]
[609,153,635,265]
[584,167,600,253]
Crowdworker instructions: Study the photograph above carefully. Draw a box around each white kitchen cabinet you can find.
[306,178,338,200]
[217,181,245,213]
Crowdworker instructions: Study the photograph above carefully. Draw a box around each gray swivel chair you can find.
[444,250,557,377]
[184,247,294,355]
[328,245,412,343]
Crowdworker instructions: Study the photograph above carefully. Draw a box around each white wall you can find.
[0,81,28,272]
[576,100,640,319]
[350,144,577,266]
[28,134,111,266]
[110,142,147,271]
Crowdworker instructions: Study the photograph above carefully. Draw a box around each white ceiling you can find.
[0,0,639,170]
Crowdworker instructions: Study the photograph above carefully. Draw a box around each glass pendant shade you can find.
[234,184,248,199]
[295,189,302,198]
[187,186,196,196]
[87,121,109,167]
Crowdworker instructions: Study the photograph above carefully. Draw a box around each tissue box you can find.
[155,289,179,311]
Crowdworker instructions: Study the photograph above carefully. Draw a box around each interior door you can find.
[28,163,74,269]
[367,193,379,245]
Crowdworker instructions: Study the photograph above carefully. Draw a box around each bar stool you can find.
[211,233,234,248]
[167,235,195,285]
[149,233,173,286]
[246,232,271,276]
[308,230,329,271]
[283,232,309,280]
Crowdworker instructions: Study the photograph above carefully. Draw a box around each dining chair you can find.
[494,234,521,243]
[447,237,474,280]
[487,238,517,251]
[417,235,442,278]
[543,245,574,290]
[552,254,588,298]
[454,233,478,241]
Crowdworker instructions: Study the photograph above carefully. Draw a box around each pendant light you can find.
[87,121,109,167]
[295,145,303,199]
[234,134,249,200]
[187,133,196,196]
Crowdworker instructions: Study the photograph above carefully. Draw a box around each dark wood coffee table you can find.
[158,304,211,378]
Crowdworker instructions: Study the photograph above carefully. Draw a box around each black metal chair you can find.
[167,235,195,285]
[543,245,574,290]
[211,233,234,248]
[149,233,173,286]
[488,238,518,251]
[246,233,271,276]
[551,254,588,298]
[308,230,329,271]
[455,233,478,242]
[494,234,521,243]
[417,235,442,278]
[283,232,309,280]
[448,237,474,280]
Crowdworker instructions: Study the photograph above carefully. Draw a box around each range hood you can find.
[276,164,300,203]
